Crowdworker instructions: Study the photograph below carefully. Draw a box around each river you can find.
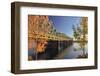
[55,42,88,59]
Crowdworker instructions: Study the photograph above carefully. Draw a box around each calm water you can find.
[28,42,88,60]
[56,42,88,59]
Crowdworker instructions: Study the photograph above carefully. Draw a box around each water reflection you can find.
[28,41,88,60]
[56,42,88,59]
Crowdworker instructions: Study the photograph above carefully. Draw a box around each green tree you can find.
[73,17,88,56]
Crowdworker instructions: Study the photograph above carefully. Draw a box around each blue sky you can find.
[49,16,81,37]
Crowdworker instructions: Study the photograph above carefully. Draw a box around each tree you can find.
[73,17,88,56]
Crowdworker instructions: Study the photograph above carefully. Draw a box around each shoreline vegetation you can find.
[73,17,88,57]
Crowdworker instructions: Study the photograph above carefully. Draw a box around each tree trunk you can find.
[82,47,85,56]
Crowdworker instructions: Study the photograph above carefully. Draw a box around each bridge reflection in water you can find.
[55,42,88,59]
[28,40,73,60]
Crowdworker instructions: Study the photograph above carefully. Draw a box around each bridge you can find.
[28,32,73,41]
